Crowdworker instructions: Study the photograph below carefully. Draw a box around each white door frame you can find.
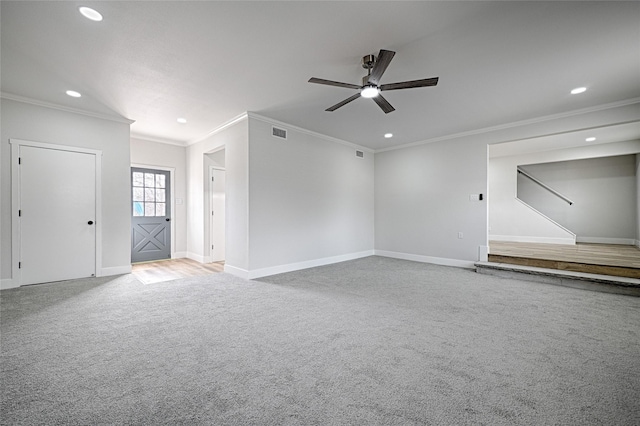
[209,166,226,262]
[10,139,103,285]
[131,163,176,259]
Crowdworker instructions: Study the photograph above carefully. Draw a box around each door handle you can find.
[88,221,94,225]
[165,218,171,222]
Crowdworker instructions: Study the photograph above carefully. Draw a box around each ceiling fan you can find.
[308,49,439,114]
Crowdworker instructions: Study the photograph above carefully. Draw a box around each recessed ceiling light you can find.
[585,137,596,142]
[384,133,393,138]
[177,118,187,124]
[66,90,82,98]
[570,87,587,95]
[361,85,380,98]
[79,6,103,21]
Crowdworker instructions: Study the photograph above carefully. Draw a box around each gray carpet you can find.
[1,256,639,425]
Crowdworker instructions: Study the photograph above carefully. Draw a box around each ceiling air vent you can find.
[356,150,364,158]
[272,126,287,139]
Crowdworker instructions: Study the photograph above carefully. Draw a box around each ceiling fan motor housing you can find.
[362,54,376,70]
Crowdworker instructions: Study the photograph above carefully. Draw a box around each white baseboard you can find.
[224,264,250,280]
[186,252,207,263]
[576,236,636,245]
[489,234,576,245]
[172,251,187,259]
[478,245,489,262]
[636,240,640,249]
[374,250,476,269]
[1,278,18,290]
[100,265,132,276]
[247,250,375,280]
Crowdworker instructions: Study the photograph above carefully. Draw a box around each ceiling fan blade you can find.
[380,77,439,91]
[367,49,396,85]
[326,93,361,112]
[309,77,360,90]
[372,94,395,114]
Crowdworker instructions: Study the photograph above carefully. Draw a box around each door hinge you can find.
[211,211,214,216]
[18,210,21,217]
[18,157,21,165]
[18,262,21,269]
[212,245,214,250]
[212,177,214,182]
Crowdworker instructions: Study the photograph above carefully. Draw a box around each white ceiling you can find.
[2,1,639,150]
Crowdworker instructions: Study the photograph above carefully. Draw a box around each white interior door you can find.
[210,167,226,262]
[19,145,96,285]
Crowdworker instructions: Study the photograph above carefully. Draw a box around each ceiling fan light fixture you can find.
[361,85,380,98]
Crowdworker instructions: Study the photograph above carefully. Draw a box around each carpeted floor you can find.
[1,256,639,425]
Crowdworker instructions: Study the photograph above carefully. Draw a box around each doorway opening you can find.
[205,149,226,264]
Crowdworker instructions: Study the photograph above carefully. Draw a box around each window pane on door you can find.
[133,202,144,216]
[132,169,169,218]
[133,188,144,201]
[133,172,144,187]
[145,173,155,188]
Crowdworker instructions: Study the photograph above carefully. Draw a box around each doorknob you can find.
[165,218,171,222]
[88,220,94,225]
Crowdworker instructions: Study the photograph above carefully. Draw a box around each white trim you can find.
[131,163,177,260]
[489,234,576,245]
[376,97,640,153]
[186,252,207,263]
[1,279,18,290]
[576,236,636,245]
[248,112,374,153]
[375,250,476,269]
[187,112,249,146]
[247,250,375,280]
[10,139,103,286]
[224,264,250,280]
[636,240,640,249]
[130,133,187,147]
[101,265,132,276]
[515,197,577,238]
[1,92,134,124]
[478,245,489,262]
[172,251,187,259]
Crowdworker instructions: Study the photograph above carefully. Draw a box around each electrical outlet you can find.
[458,232,463,239]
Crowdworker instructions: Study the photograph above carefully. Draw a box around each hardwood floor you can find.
[132,258,224,284]
[489,241,640,279]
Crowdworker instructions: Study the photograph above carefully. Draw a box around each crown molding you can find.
[130,133,188,147]
[247,112,375,153]
[186,112,249,146]
[376,97,640,153]
[1,92,135,125]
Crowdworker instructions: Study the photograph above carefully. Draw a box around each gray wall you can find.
[518,155,637,242]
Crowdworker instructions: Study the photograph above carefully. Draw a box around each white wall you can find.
[375,138,488,267]
[247,116,375,276]
[1,98,131,286]
[490,140,640,244]
[518,155,637,243]
[130,137,187,256]
[186,117,249,271]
